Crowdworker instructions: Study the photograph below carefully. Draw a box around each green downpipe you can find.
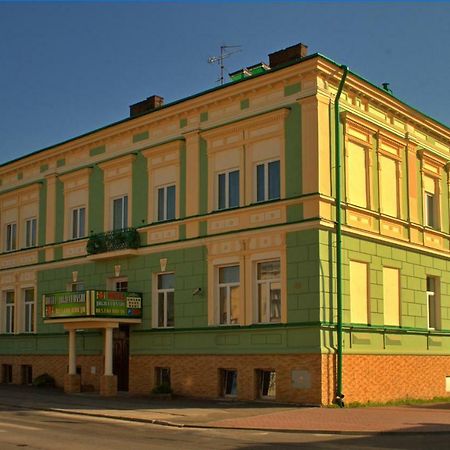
[335,65,348,403]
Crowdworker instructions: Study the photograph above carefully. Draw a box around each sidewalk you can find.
[0,385,449,434]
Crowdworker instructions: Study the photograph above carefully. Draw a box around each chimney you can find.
[129,95,164,118]
[268,43,308,69]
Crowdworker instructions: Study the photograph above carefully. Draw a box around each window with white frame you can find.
[112,195,128,230]
[157,185,176,221]
[256,260,281,323]
[5,223,17,252]
[218,169,239,210]
[423,175,438,229]
[218,265,240,325]
[5,291,15,334]
[156,273,174,327]
[426,276,439,329]
[23,288,35,333]
[24,218,37,248]
[424,192,436,228]
[256,160,280,202]
[71,207,86,239]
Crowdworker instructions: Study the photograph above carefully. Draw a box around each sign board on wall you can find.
[43,290,142,320]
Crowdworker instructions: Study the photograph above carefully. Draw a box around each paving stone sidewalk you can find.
[0,385,449,434]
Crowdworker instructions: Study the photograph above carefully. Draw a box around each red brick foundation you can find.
[100,375,117,396]
[64,374,81,393]
[129,354,323,404]
[0,355,103,391]
[340,354,450,404]
[2,353,449,405]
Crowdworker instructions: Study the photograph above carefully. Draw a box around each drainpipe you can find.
[335,65,348,406]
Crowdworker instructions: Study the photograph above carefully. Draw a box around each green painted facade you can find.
[88,165,104,233]
[132,153,148,227]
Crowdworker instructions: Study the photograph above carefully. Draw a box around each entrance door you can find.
[113,325,129,391]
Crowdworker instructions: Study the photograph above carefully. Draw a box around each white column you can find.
[68,329,77,375]
[104,327,113,376]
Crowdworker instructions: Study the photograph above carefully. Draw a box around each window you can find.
[25,218,37,248]
[425,192,436,228]
[383,268,400,327]
[427,276,439,329]
[218,266,240,325]
[71,207,86,239]
[113,196,128,230]
[23,288,35,333]
[21,365,33,385]
[256,260,281,323]
[423,175,438,228]
[221,369,237,397]
[115,280,128,292]
[256,160,280,202]
[2,364,12,383]
[257,370,276,399]
[70,282,85,292]
[349,261,369,324]
[157,185,176,221]
[218,170,239,210]
[5,223,17,252]
[155,367,171,388]
[157,273,174,328]
[347,141,368,208]
[5,291,15,334]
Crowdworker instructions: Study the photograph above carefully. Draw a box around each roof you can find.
[2,52,449,170]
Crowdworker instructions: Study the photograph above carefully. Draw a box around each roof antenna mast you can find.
[208,45,242,85]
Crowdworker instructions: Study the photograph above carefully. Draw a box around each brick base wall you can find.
[2,353,449,405]
[341,354,450,404]
[0,355,103,391]
[129,354,323,404]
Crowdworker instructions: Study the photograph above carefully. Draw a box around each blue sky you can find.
[1,1,450,164]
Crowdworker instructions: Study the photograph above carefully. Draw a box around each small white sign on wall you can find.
[446,376,450,392]
[291,369,311,389]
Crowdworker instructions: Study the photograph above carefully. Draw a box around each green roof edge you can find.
[2,52,449,169]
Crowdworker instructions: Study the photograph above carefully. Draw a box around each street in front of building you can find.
[0,406,449,450]
[0,386,449,449]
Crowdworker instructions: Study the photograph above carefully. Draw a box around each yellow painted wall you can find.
[379,155,398,217]
[346,141,367,208]
[383,267,400,326]
[349,260,368,324]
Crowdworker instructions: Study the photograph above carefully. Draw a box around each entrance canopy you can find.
[42,290,142,324]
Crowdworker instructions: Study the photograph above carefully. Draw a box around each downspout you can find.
[335,65,348,406]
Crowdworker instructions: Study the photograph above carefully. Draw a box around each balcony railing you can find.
[86,227,140,255]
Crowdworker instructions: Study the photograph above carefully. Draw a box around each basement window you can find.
[221,369,237,397]
[155,367,171,388]
[21,365,33,385]
[2,364,12,383]
[258,370,276,399]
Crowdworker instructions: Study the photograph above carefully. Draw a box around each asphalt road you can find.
[0,406,449,450]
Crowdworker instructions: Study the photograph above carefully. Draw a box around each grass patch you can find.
[345,396,450,408]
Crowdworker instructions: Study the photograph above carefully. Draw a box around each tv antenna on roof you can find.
[208,44,242,85]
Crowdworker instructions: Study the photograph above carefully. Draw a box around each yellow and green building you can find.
[0,43,449,404]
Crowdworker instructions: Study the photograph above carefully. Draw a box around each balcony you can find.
[86,227,140,260]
